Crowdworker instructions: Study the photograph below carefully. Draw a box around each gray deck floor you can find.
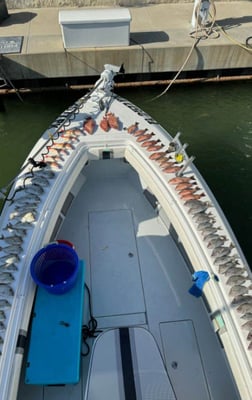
[18,158,239,400]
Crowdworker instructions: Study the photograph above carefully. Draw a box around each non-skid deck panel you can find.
[84,327,176,400]
[25,261,85,385]
[96,312,146,329]
[160,320,210,400]
[89,209,145,319]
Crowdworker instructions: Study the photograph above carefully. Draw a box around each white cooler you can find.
[59,8,131,49]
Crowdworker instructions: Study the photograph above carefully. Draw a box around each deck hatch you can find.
[160,320,210,400]
[89,209,145,319]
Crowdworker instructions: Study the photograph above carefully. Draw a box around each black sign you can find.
[0,36,23,54]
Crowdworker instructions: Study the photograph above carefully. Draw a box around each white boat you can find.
[0,64,251,400]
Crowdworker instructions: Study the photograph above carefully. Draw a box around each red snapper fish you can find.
[61,128,82,139]
[136,132,155,143]
[169,176,195,185]
[83,117,96,134]
[148,149,171,159]
[100,115,110,132]
[178,186,200,196]
[162,162,177,171]
[182,193,205,201]
[147,144,164,152]
[125,122,139,134]
[157,156,173,166]
[133,128,148,137]
[163,165,182,174]
[141,139,161,148]
[175,182,196,191]
[106,112,120,130]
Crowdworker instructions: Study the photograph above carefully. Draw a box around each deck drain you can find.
[171,361,178,369]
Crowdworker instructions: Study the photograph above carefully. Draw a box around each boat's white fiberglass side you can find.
[0,65,251,400]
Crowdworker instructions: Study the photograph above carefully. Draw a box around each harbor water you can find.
[0,80,251,267]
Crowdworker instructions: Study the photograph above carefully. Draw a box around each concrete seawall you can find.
[0,2,251,87]
[5,0,244,8]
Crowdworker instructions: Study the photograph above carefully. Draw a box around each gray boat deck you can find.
[17,158,239,400]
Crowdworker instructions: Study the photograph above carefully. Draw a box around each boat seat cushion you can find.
[25,260,85,385]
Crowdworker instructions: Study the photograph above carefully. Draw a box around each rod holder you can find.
[176,156,195,177]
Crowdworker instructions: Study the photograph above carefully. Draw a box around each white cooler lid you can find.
[59,8,131,25]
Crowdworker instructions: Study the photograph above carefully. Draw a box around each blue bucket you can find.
[30,243,79,295]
